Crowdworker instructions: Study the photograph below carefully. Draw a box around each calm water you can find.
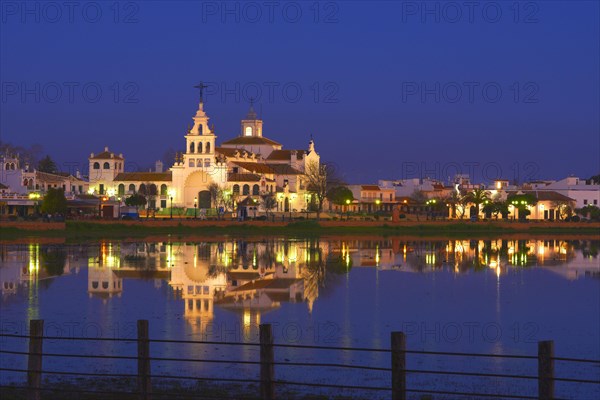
[1,237,599,398]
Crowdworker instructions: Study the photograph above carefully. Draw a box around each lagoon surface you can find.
[1,237,599,399]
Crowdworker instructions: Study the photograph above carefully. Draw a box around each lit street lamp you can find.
[346,199,351,221]
[168,189,175,219]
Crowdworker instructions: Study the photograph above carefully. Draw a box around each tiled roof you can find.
[361,185,381,191]
[0,183,8,189]
[267,150,306,161]
[216,147,256,158]
[36,171,85,183]
[228,173,262,182]
[266,164,304,175]
[221,136,282,146]
[90,151,124,160]
[113,172,173,182]
[232,162,275,175]
[507,190,574,202]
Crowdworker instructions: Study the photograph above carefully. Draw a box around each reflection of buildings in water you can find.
[168,243,228,328]
[540,250,600,280]
[216,240,306,314]
[0,243,79,298]
[88,265,122,301]
[329,239,592,279]
[86,241,171,303]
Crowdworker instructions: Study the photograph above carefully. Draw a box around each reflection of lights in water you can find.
[496,266,501,278]
[425,253,436,265]
[489,260,497,268]
[166,242,173,268]
[508,246,514,254]
[28,243,39,273]
[243,309,251,327]
[375,244,380,266]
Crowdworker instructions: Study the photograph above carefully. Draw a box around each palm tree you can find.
[466,188,489,220]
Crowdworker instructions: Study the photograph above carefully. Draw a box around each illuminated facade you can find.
[87,94,319,214]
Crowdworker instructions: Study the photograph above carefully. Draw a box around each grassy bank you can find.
[1,220,599,241]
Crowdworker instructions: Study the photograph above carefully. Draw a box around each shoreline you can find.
[1,220,599,243]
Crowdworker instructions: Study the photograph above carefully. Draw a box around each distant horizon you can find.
[1,134,597,186]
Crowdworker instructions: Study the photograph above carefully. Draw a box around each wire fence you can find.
[0,319,598,400]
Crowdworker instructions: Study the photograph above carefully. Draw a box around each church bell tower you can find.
[240,99,263,137]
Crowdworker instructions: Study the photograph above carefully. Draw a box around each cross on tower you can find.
[193,82,209,102]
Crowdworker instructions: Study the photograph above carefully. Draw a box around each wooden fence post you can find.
[27,319,44,400]
[538,340,554,400]
[260,324,275,400]
[137,320,152,400]
[391,331,406,400]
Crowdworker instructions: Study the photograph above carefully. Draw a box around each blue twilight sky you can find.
[1,1,598,184]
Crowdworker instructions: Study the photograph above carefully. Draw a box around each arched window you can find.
[204,158,210,168]
[245,126,252,136]
[128,184,135,193]
[93,162,100,169]
[118,184,125,196]
[243,184,250,195]
[190,142,195,153]
[205,142,211,153]
[160,184,167,195]
[198,125,203,135]
[4,163,9,170]
[189,159,195,167]
[252,184,259,195]
[103,162,110,169]
[10,163,15,170]
[149,184,157,196]
[139,184,147,195]
[233,184,240,196]
[198,142,203,153]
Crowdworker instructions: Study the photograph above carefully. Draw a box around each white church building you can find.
[87,91,320,214]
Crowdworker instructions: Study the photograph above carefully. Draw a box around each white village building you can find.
[87,93,320,215]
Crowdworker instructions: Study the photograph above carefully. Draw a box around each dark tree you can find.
[40,246,67,276]
[305,161,343,219]
[507,193,538,220]
[125,193,147,207]
[37,155,58,174]
[40,188,67,214]
[326,185,354,206]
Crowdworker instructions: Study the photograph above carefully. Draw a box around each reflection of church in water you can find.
[79,239,328,331]
[3,239,598,332]
[167,240,321,329]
